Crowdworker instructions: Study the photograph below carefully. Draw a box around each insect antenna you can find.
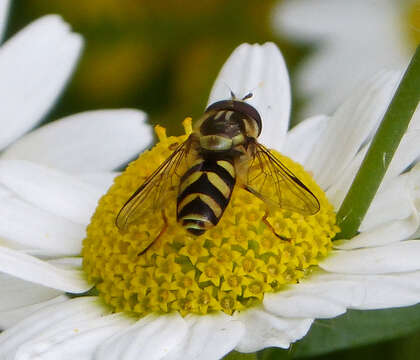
[217,80,237,100]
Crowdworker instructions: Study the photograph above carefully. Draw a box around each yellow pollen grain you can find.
[186,242,201,256]
[213,248,232,263]
[82,123,339,317]
[199,292,211,305]
[249,282,263,295]
[242,257,256,273]
[205,265,218,278]
[229,275,240,287]
[182,277,192,287]
[220,294,235,311]
[267,264,278,276]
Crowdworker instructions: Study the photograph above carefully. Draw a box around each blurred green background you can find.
[4,1,420,359]
[5,0,306,135]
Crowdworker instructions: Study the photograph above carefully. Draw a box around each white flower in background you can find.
[274,0,419,119]
[0,4,420,358]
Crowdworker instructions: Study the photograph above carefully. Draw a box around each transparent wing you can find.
[245,142,320,215]
[116,135,195,231]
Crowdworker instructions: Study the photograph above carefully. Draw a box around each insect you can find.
[116,93,320,252]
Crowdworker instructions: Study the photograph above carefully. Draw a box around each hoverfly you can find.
[116,93,320,252]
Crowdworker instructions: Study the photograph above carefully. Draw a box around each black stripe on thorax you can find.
[177,197,219,225]
[177,173,231,209]
[180,159,235,189]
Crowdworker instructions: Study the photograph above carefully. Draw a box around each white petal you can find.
[162,313,244,360]
[328,108,420,212]
[325,143,368,209]
[0,195,85,256]
[382,130,420,186]
[0,297,109,358]
[0,0,9,42]
[264,291,346,319]
[335,214,419,250]
[325,132,420,213]
[208,42,291,150]
[363,173,415,230]
[282,115,329,166]
[47,257,83,270]
[278,271,420,318]
[0,272,62,312]
[235,307,313,352]
[96,313,187,360]
[349,271,420,310]
[408,103,420,131]
[0,246,91,292]
[15,313,132,360]
[0,15,83,150]
[0,182,10,198]
[78,171,119,195]
[2,110,151,172]
[264,273,352,318]
[333,174,420,249]
[274,0,408,118]
[306,71,401,188]
[0,160,103,225]
[0,295,68,330]
[264,270,420,319]
[320,241,420,274]
[265,268,356,320]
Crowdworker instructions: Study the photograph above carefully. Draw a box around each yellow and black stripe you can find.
[177,157,236,235]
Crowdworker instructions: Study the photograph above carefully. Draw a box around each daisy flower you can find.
[0,2,150,328]
[274,0,419,119]
[0,27,419,360]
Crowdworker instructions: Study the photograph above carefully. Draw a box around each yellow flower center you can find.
[82,119,339,316]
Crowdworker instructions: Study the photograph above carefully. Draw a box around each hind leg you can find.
[262,210,292,242]
[137,210,168,255]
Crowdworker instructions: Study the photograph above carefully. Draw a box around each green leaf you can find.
[260,304,420,359]
[224,351,258,360]
[335,45,420,239]
[257,347,291,360]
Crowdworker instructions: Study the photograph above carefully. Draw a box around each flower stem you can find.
[335,45,420,240]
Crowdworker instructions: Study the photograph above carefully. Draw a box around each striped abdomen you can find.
[177,157,235,235]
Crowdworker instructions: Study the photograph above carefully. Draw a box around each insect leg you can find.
[262,210,292,242]
[137,210,168,256]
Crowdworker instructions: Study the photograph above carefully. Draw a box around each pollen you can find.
[82,119,339,317]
